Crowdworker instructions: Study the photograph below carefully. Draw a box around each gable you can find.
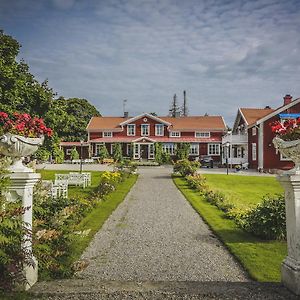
[119,113,171,126]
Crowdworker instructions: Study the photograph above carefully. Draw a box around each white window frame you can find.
[126,144,131,156]
[208,144,220,156]
[155,124,164,136]
[141,124,150,136]
[110,144,114,155]
[252,127,256,136]
[95,144,102,156]
[102,131,113,137]
[66,148,72,155]
[127,124,136,136]
[189,144,199,155]
[195,131,210,138]
[162,143,175,155]
[252,143,257,161]
[169,131,181,137]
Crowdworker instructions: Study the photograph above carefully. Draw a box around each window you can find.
[110,144,114,155]
[170,131,181,137]
[126,144,132,156]
[141,124,149,136]
[66,149,72,155]
[103,131,112,137]
[127,124,135,136]
[195,132,210,138]
[252,143,256,161]
[162,143,175,155]
[252,127,256,136]
[155,124,164,136]
[280,153,290,161]
[208,144,220,155]
[95,144,102,156]
[189,144,199,155]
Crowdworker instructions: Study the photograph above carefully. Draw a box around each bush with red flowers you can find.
[0,112,53,138]
[270,118,300,141]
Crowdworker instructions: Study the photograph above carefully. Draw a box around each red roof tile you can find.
[240,108,274,126]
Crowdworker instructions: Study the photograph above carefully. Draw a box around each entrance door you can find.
[140,144,148,159]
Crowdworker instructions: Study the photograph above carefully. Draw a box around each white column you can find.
[6,172,40,290]
[278,174,300,295]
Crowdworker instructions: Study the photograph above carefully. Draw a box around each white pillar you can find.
[6,172,40,290]
[278,174,300,295]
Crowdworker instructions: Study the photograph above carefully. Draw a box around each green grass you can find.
[173,175,287,282]
[203,174,284,209]
[37,170,103,198]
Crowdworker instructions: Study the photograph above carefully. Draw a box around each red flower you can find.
[0,111,8,119]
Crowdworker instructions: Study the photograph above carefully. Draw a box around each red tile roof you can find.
[240,108,274,126]
[87,115,226,131]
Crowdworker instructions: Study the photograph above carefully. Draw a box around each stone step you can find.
[29,279,297,299]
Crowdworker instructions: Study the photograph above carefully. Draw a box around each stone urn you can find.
[273,136,300,174]
[0,133,44,172]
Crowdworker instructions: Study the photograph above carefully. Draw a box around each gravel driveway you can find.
[77,166,248,282]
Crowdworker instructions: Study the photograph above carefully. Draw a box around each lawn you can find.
[173,175,287,282]
[203,174,284,209]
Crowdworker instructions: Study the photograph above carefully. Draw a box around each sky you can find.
[1,0,300,126]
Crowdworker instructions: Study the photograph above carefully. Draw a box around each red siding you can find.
[248,128,258,169]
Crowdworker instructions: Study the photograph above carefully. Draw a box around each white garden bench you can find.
[50,182,68,199]
[68,172,86,188]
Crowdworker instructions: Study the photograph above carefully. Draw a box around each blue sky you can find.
[1,0,300,126]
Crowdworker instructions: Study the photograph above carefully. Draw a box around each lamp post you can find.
[80,140,84,173]
[225,141,230,175]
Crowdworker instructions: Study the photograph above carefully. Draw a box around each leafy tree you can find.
[98,145,109,160]
[112,143,123,162]
[155,143,163,164]
[45,97,100,141]
[34,147,51,162]
[175,143,190,160]
[0,30,54,116]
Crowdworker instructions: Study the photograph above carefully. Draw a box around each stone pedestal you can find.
[278,174,300,295]
[6,172,40,290]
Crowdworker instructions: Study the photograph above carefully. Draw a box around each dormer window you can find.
[195,131,210,138]
[141,124,150,136]
[155,124,164,136]
[103,131,112,137]
[127,124,136,136]
[170,131,181,137]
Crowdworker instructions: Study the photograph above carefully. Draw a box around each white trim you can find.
[110,144,114,155]
[248,97,300,128]
[252,143,257,161]
[208,143,220,156]
[127,124,136,136]
[141,124,150,136]
[155,124,164,136]
[119,113,171,126]
[252,127,256,136]
[258,123,264,169]
[126,144,131,156]
[195,131,210,138]
[102,131,113,137]
[280,153,291,161]
[132,136,156,143]
[170,131,181,137]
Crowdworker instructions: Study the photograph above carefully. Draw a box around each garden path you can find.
[31,167,295,299]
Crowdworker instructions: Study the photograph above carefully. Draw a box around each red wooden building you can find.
[223,95,300,171]
[85,113,226,161]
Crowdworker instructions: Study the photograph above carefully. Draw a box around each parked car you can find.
[200,155,214,168]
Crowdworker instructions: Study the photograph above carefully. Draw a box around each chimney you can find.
[284,94,292,106]
[124,111,128,118]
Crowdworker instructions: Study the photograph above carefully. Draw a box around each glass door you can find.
[148,143,155,159]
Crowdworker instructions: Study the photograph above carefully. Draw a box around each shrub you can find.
[70,147,79,160]
[240,194,286,240]
[98,145,109,160]
[155,143,163,164]
[186,174,208,191]
[175,143,190,160]
[112,143,123,162]
[34,147,51,162]
[173,159,200,177]
[161,152,172,164]
[94,171,121,198]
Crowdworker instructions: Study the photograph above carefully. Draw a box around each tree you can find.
[0,30,54,116]
[112,143,123,162]
[98,145,109,160]
[70,147,79,160]
[45,97,100,141]
[175,143,190,160]
[169,94,181,117]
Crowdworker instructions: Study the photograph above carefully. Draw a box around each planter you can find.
[273,136,300,174]
[0,133,44,172]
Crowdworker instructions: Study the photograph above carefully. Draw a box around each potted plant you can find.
[0,112,53,172]
[271,118,300,174]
